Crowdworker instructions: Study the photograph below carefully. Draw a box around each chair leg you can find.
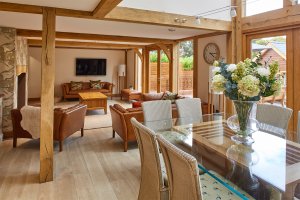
[112,130,115,138]
[59,141,63,152]
[81,128,84,137]
[13,136,17,148]
[124,141,128,152]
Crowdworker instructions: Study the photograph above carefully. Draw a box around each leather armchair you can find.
[11,104,87,151]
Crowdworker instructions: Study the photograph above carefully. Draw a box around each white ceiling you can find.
[1,0,232,21]
[0,11,213,41]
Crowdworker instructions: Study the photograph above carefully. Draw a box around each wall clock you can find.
[203,43,220,64]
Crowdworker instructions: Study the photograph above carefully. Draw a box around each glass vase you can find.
[227,100,258,145]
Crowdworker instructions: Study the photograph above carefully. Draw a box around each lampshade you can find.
[118,64,126,77]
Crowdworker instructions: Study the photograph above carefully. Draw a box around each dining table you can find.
[144,113,300,200]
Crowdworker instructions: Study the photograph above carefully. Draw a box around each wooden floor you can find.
[0,127,140,200]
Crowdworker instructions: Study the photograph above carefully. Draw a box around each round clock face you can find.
[203,43,220,64]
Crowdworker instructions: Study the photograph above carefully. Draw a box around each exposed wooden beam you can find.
[93,0,122,18]
[40,7,55,183]
[193,38,198,98]
[17,29,173,44]
[242,4,300,33]
[175,31,228,42]
[106,7,232,31]
[133,48,143,62]
[155,43,171,61]
[28,39,144,49]
[0,2,231,31]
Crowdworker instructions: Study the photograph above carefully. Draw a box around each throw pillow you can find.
[162,91,178,103]
[70,81,83,91]
[90,80,101,89]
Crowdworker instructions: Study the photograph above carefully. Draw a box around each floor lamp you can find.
[118,64,126,94]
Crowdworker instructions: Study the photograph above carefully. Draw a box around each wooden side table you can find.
[121,89,142,101]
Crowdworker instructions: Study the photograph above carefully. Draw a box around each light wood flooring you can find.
[0,127,140,200]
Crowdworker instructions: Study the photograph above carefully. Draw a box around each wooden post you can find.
[40,7,56,183]
[125,49,128,89]
[157,49,161,92]
[193,38,199,97]
[141,48,146,93]
[171,43,179,93]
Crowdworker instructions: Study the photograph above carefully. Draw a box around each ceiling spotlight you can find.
[230,7,237,17]
[168,28,176,32]
[195,16,201,25]
[174,18,187,24]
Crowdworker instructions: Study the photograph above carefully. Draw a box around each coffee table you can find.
[78,92,107,114]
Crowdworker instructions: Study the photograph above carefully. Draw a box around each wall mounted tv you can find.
[76,58,107,76]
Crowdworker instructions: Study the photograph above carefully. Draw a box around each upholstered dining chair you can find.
[156,134,253,200]
[176,98,203,125]
[142,100,172,122]
[298,111,300,142]
[256,103,293,138]
[131,118,168,200]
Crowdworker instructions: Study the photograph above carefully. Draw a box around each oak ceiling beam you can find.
[17,29,173,44]
[242,4,300,33]
[28,39,144,49]
[105,7,232,31]
[175,31,228,42]
[0,2,231,31]
[92,0,123,18]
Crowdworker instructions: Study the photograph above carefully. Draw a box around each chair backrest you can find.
[176,98,202,119]
[130,117,167,200]
[256,103,293,138]
[142,100,172,122]
[157,134,201,200]
[298,111,300,142]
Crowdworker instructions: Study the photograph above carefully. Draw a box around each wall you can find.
[197,34,227,107]
[28,47,126,98]
[126,50,135,89]
[0,27,16,134]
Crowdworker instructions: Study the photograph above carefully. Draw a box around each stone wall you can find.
[0,27,16,134]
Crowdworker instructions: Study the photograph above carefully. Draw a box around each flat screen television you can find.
[76,58,107,75]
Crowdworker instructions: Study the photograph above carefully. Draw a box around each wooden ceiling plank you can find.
[17,29,173,44]
[0,2,231,31]
[93,0,123,18]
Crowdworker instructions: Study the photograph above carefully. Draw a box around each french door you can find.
[245,29,300,140]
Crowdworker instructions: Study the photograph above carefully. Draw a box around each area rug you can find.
[55,99,132,130]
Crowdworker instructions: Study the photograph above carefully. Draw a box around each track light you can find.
[174,18,187,24]
[230,7,237,17]
[195,16,201,25]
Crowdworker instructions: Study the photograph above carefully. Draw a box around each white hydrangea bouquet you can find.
[211,54,282,144]
[212,54,282,101]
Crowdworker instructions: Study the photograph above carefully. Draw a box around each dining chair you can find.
[256,103,293,138]
[156,134,253,200]
[176,98,202,119]
[142,100,172,122]
[298,111,300,142]
[131,117,168,200]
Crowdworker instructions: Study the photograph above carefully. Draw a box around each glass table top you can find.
[144,113,300,200]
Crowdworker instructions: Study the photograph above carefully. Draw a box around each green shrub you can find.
[180,56,193,71]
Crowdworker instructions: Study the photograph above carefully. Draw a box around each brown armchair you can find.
[11,104,87,151]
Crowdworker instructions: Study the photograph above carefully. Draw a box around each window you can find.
[246,0,283,16]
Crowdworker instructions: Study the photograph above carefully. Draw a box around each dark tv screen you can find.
[76,58,106,75]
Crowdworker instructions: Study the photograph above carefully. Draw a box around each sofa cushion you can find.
[113,104,128,113]
[68,89,90,95]
[90,80,101,89]
[70,81,83,91]
[100,89,110,93]
[143,93,164,101]
[132,101,142,108]
[162,91,178,103]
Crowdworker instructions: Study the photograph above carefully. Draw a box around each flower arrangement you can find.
[211,54,282,101]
